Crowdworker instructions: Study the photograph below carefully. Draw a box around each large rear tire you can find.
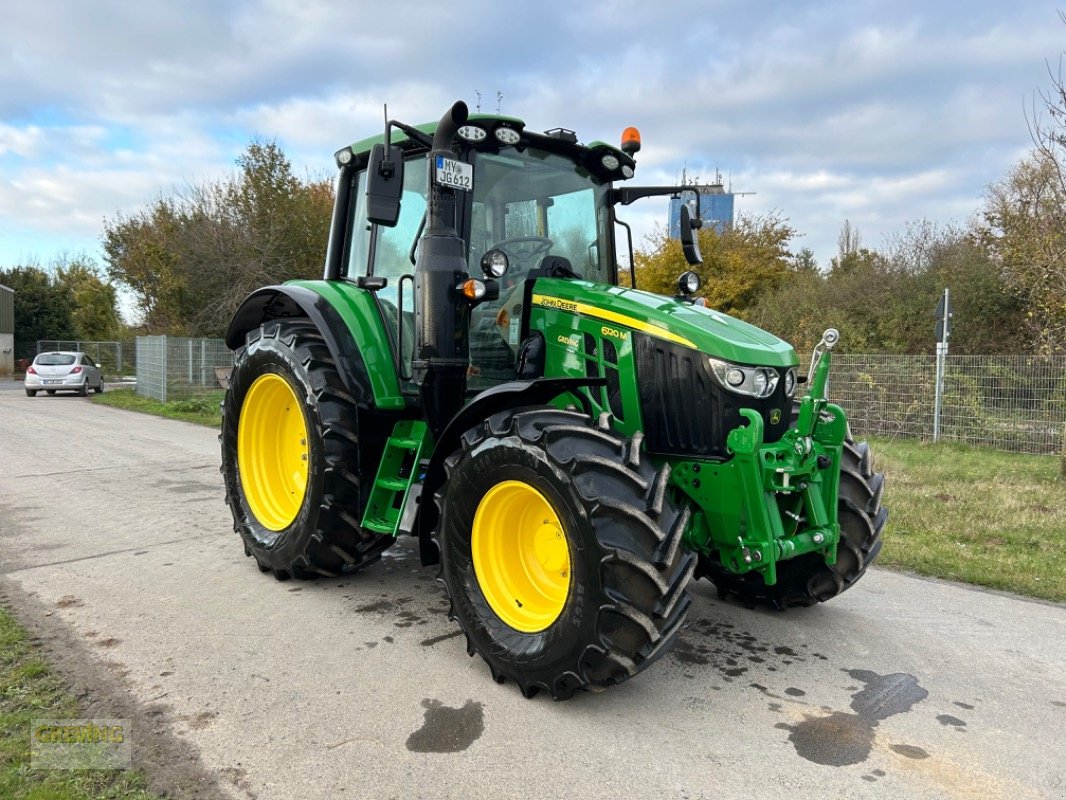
[221,320,392,580]
[699,433,887,609]
[437,408,695,700]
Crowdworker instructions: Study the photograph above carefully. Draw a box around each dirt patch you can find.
[0,575,235,800]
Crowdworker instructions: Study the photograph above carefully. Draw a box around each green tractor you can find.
[220,101,886,700]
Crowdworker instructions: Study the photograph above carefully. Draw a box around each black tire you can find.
[220,319,392,580]
[437,407,695,700]
[698,430,887,609]
[79,380,89,397]
[95,379,104,394]
[25,389,36,397]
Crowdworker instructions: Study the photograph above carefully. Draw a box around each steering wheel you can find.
[494,236,554,266]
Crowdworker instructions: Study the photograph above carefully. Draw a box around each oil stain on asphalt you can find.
[775,669,929,767]
[406,698,484,753]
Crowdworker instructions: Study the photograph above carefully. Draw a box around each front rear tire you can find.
[437,408,695,700]
[221,319,392,580]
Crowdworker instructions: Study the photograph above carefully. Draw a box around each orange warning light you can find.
[621,127,641,155]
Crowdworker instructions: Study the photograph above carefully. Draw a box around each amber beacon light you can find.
[621,126,641,155]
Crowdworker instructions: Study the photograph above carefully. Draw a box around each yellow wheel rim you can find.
[237,373,309,531]
[471,480,571,633]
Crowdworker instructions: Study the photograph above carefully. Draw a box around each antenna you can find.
[383,104,390,147]
[496,91,503,114]
[474,90,481,113]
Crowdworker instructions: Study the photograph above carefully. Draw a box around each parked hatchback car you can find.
[25,352,105,397]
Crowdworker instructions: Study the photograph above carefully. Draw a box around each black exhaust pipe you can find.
[414,101,470,434]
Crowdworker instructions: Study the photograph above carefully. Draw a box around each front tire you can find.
[220,320,392,580]
[437,408,695,699]
[25,389,36,397]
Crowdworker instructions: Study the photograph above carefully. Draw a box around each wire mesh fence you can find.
[37,340,134,379]
[831,354,1066,454]
[135,336,233,402]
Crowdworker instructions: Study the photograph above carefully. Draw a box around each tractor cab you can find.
[334,114,635,395]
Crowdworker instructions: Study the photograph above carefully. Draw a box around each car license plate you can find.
[43,380,60,385]
[435,156,472,191]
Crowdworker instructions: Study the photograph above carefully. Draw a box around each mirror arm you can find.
[612,207,636,289]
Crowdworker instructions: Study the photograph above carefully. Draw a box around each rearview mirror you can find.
[679,203,702,265]
[366,143,405,227]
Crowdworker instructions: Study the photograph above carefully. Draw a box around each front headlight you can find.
[708,357,781,399]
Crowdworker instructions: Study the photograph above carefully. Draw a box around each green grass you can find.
[871,437,1066,603]
[0,606,161,799]
[91,389,223,428]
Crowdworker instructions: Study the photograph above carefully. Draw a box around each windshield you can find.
[35,354,76,366]
[469,147,613,284]
[466,147,613,390]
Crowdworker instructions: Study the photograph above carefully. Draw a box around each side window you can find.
[346,155,428,381]
[346,156,428,280]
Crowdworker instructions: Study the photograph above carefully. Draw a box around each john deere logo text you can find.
[537,296,578,313]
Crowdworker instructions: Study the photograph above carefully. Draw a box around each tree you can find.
[633,213,796,318]
[981,152,1066,352]
[0,265,76,360]
[55,256,124,341]
[749,223,1028,355]
[104,139,333,336]
[976,25,1066,354]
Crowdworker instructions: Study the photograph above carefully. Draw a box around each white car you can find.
[25,351,105,397]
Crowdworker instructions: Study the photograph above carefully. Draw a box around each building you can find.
[667,173,746,239]
[0,284,13,375]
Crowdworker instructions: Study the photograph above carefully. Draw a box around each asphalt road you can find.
[1,391,1064,800]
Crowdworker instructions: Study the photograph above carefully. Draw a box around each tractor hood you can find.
[531,278,799,368]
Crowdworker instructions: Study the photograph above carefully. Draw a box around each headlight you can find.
[708,358,781,399]
[480,249,509,278]
[678,270,701,294]
[784,367,797,398]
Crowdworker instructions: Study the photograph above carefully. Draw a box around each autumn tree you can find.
[981,152,1066,352]
[749,222,1028,355]
[55,257,124,341]
[633,213,796,318]
[104,140,333,336]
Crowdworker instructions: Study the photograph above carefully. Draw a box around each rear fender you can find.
[226,284,382,408]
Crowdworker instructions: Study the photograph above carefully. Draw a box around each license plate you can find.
[435,156,473,191]
[43,380,61,385]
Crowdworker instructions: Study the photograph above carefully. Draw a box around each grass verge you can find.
[871,437,1066,603]
[92,389,223,428]
[0,606,161,799]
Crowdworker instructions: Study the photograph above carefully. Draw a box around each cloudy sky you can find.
[0,0,1061,281]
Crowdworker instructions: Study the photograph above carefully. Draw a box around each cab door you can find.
[345,156,428,383]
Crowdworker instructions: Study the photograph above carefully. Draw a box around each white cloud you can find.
[0,0,1061,275]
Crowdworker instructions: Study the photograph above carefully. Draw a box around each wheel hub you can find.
[471,480,571,633]
[237,373,309,531]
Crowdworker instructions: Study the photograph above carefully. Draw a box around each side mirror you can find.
[366,143,405,226]
[679,203,702,265]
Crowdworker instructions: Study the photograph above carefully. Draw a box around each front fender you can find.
[416,376,605,564]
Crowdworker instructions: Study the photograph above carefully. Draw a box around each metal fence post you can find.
[160,336,167,404]
[933,342,945,442]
